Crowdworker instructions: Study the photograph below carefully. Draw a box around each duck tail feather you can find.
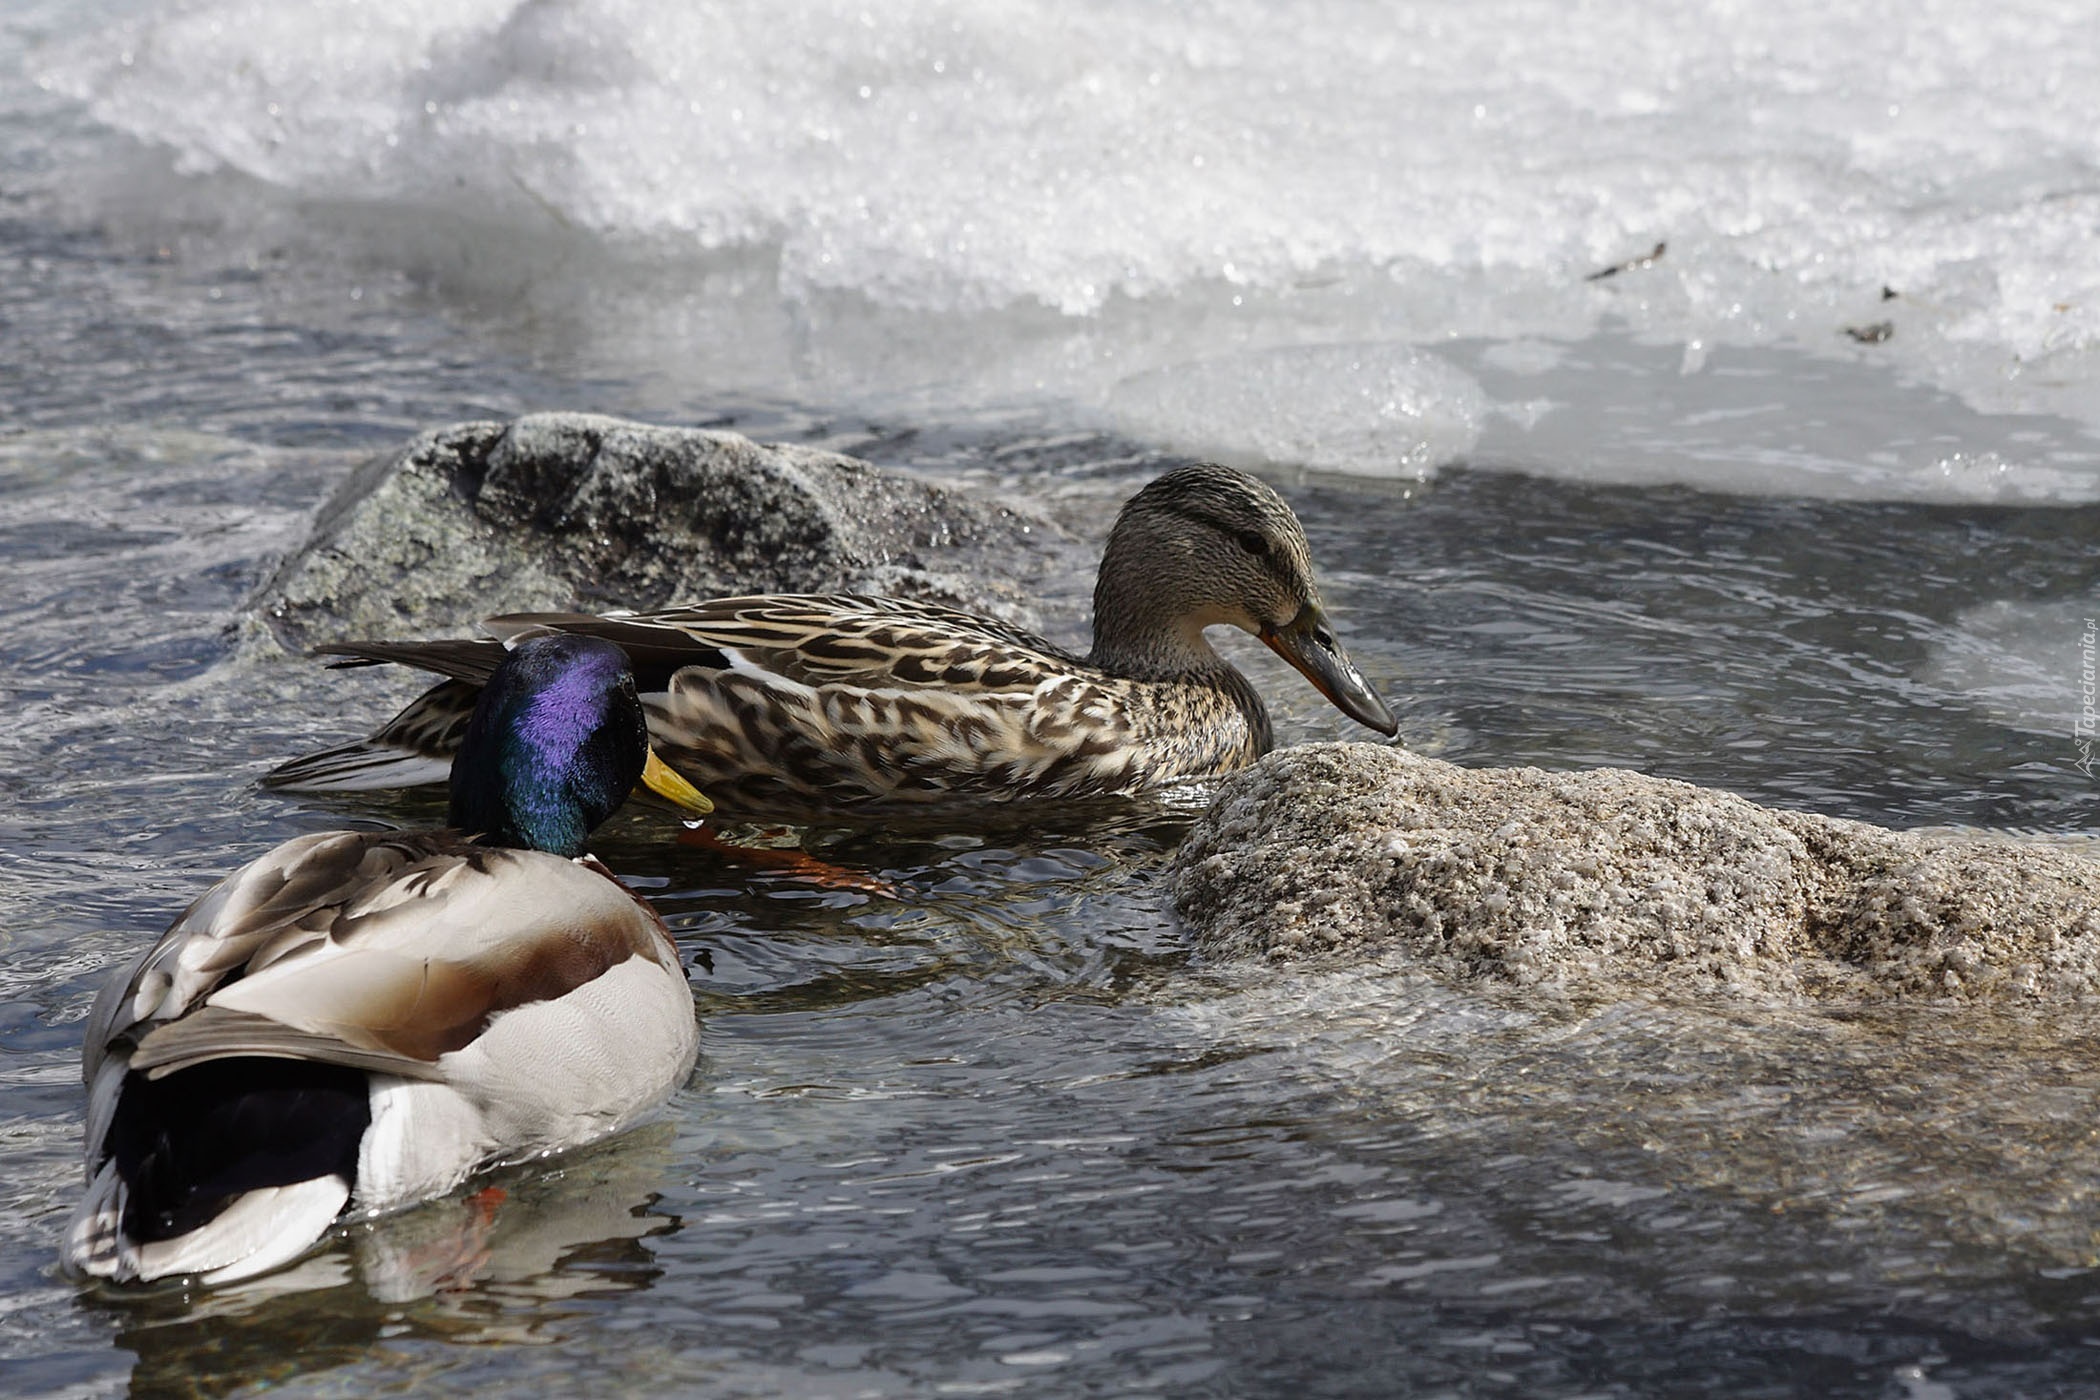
[261,741,455,793]
[313,638,508,684]
[263,679,481,792]
[64,1167,350,1285]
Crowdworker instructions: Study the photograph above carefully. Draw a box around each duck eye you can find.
[1236,530,1270,557]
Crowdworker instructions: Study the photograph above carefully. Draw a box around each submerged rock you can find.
[251,413,1077,651]
[1170,743,2100,1002]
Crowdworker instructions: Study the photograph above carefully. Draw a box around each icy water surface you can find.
[7,1,2100,1395]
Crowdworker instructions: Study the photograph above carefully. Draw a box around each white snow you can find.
[33,0,2100,493]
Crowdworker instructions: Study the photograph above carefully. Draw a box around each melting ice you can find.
[30,0,2100,491]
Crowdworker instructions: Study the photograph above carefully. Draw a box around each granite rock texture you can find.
[1170,743,2100,1002]
[250,413,1077,651]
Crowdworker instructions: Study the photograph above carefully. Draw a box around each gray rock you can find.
[1170,743,2100,1002]
[249,413,1079,651]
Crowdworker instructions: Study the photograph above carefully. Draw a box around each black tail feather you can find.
[109,1059,370,1244]
[484,613,730,690]
[313,637,509,685]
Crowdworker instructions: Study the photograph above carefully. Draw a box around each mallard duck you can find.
[265,463,1397,819]
[66,635,713,1287]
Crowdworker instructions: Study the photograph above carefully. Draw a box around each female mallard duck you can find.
[265,463,1397,819]
[67,636,713,1286]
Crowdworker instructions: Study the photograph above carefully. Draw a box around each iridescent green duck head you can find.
[1089,463,1398,735]
[450,635,711,857]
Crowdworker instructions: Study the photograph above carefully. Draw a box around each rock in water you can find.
[1170,743,2100,1002]
[250,413,1076,651]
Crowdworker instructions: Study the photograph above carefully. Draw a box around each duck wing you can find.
[607,599,1154,810]
[90,831,679,1088]
[481,595,1077,692]
[267,596,1100,803]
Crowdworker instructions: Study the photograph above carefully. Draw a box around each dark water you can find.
[8,67,2100,1400]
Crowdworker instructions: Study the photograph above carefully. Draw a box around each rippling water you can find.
[8,2,2100,1396]
[7,373,2100,1397]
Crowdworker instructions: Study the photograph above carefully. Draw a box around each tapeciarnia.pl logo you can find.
[2078,616,2097,778]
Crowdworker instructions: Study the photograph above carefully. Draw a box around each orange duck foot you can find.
[675,824,901,898]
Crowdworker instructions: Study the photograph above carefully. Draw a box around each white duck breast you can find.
[66,829,699,1287]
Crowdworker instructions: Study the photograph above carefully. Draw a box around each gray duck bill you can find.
[1260,604,1399,736]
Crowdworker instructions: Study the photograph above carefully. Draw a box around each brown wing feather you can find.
[128,1009,449,1081]
[316,637,508,684]
[487,596,1076,692]
[91,832,677,1082]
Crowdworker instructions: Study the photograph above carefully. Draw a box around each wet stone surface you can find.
[1173,742,2100,1002]
[251,413,1082,652]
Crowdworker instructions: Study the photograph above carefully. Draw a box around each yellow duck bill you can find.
[639,749,714,816]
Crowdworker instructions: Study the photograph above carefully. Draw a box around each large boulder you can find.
[249,413,1081,651]
[1171,743,2100,1002]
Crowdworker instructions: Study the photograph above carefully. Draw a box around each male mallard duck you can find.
[66,636,713,1286]
[266,463,1397,819]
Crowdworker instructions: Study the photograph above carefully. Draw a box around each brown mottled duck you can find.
[265,463,1398,819]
